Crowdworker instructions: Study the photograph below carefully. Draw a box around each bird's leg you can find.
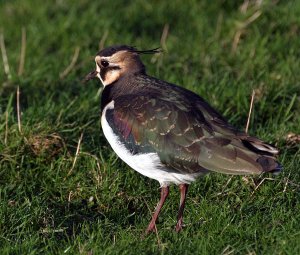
[175,183,189,232]
[146,186,169,234]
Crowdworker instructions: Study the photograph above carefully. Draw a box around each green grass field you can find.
[1,0,300,254]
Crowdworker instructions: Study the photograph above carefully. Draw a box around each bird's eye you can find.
[101,60,109,67]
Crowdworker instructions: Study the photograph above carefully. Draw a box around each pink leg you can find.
[175,184,189,232]
[146,186,169,234]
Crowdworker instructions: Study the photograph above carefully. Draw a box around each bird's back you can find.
[102,73,282,177]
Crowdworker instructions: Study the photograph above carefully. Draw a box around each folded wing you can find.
[105,93,281,175]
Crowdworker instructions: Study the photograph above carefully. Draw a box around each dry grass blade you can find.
[215,12,224,39]
[17,86,22,134]
[68,191,73,203]
[231,11,262,53]
[0,31,11,80]
[67,132,84,176]
[160,24,169,51]
[217,176,233,195]
[221,245,235,255]
[256,0,263,7]
[283,172,291,193]
[239,0,250,13]
[231,30,243,53]
[281,177,300,189]
[81,151,102,185]
[41,228,67,234]
[60,46,80,79]
[5,111,8,145]
[99,30,109,50]
[151,24,168,64]
[242,176,256,189]
[243,10,262,28]
[245,90,255,133]
[18,27,26,76]
[251,177,275,195]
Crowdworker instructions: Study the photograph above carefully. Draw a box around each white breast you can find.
[101,101,201,186]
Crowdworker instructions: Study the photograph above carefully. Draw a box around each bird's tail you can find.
[269,163,283,175]
[242,136,283,175]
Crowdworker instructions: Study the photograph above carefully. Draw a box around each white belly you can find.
[101,101,201,186]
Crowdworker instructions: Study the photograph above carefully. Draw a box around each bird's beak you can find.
[84,70,98,82]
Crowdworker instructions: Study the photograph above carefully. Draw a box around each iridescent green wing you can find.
[106,94,278,175]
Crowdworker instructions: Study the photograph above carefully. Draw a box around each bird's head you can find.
[85,45,160,86]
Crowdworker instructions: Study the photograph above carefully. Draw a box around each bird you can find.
[85,45,282,234]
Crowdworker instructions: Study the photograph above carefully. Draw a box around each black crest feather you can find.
[133,47,162,54]
[98,45,162,57]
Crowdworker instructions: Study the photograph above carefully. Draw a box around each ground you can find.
[0,0,300,254]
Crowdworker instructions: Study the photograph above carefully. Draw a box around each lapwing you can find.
[85,45,282,233]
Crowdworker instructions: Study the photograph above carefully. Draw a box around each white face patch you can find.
[95,55,101,63]
[94,56,103,84]
[94,56,121,86]
[95,63,104,85]
[94,62,121,86]
[102,69,121,86]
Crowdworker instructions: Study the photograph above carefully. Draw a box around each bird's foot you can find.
[175,219,184,233]
[175,224,183,233]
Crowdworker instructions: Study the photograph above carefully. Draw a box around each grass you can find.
[0,0,300,254]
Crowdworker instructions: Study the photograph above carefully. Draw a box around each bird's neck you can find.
[100,73,145,111]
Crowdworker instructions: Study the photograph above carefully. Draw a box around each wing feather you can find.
[105,93,279,175]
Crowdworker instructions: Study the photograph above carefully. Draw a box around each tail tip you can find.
[270,163,283,175]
